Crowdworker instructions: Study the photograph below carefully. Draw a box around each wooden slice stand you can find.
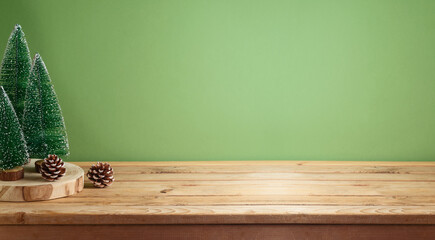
[0,166,24,181]
[0,160,84,201]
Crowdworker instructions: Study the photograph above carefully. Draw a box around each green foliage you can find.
[22,54,69,158]
[0,86,28,170]
[0,24,32,123]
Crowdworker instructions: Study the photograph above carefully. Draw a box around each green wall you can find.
[0,0,435,162]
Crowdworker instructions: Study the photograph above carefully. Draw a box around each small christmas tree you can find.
[0,24,32,123]
[22,53,69,158]
[0,86,28,180]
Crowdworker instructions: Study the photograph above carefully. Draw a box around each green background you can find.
[0,0,434,162]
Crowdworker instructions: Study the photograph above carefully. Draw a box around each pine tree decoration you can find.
[0,24,32,123]
[22,54,69,158]
[0,86,28,180]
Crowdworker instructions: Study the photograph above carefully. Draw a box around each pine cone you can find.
[87,162,114,188]
[40,154,66,181]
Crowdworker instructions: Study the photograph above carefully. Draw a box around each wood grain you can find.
[0,160,84,201]
[2,224,435,240]
[0,161,435,224]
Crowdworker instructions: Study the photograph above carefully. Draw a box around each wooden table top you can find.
[1,161,435,225]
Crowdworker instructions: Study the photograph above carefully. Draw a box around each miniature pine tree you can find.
[0,24,32,123]
[0,86,29,170]
[22,53,69,158]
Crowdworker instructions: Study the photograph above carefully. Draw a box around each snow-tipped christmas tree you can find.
[22,53,69,158]
[0,86,29,170]
[0,24,32,123]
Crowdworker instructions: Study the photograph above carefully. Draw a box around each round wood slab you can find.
[0,160,84,201]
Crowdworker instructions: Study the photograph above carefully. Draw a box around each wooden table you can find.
[1,161,435,239]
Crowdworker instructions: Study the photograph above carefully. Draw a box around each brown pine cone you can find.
[40,154,66,181]
[87,162,114,188]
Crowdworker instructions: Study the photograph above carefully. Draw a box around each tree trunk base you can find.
[0,166,24,181]
[34,160,44,173]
